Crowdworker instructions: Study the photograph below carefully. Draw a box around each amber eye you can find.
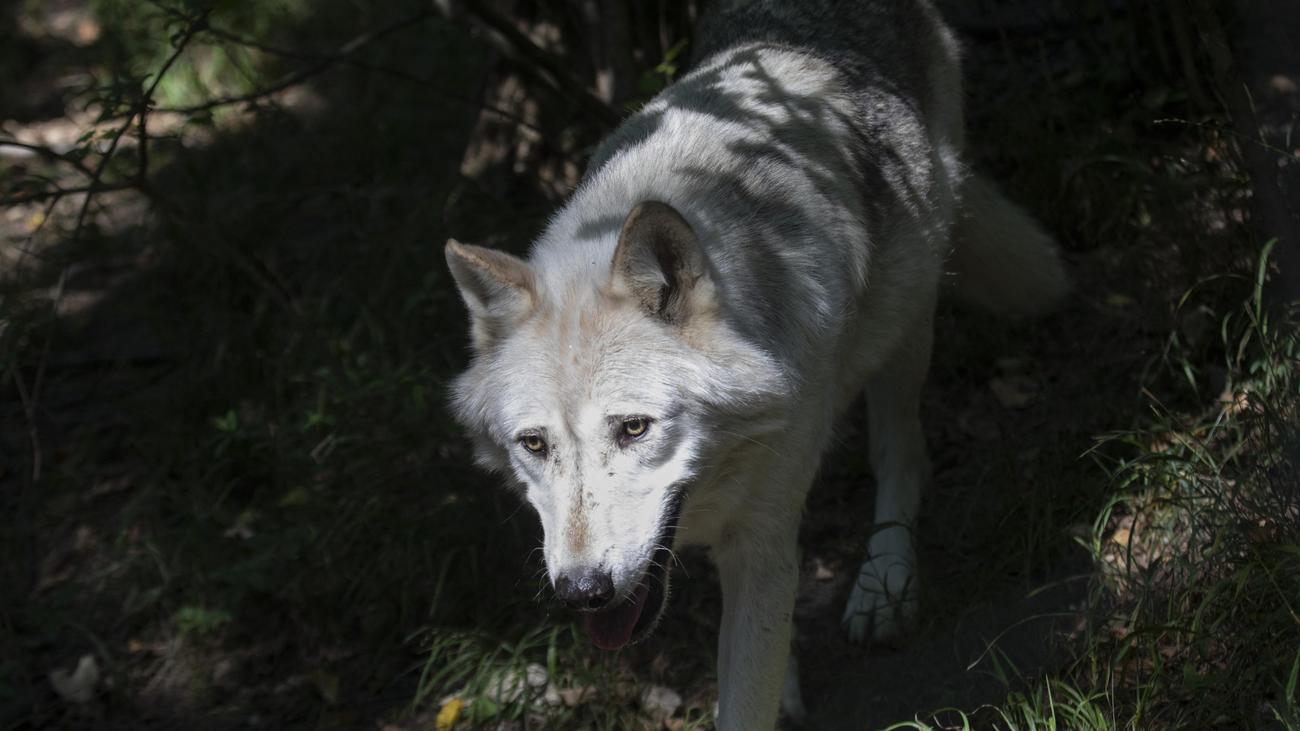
[520,434,547,454]
[621,417,650,440]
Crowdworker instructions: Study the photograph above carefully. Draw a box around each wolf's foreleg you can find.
[715,517,800,730]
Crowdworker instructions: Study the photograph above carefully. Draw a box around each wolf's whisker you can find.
[717,429,784,458]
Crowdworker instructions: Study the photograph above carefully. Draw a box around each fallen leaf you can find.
[1105,292,1135,308]
[76,19,101,44]
[989,376,1039,409]
[813,557,834,581]
[558,685,597,707]
[436,697,463,731]
[50,655,99,704]
[1111,526,1132,548]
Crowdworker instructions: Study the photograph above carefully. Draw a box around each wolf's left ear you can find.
[445,239,537,349]
[610,201,712,323]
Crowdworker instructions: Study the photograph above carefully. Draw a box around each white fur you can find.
[445,2,1067,727]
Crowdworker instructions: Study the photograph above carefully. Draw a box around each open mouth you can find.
[579,490,684,651]
[579,544,673,650]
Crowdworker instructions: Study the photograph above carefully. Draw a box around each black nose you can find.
[555,568,615,610]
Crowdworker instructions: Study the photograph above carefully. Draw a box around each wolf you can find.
[443,0,1067,727]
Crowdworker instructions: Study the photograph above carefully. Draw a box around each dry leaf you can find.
[49,655,99,704]
[436,698,463,731]
[1110,526,1132,548]
[989,376,1039,409]
[813,557,835,581]
[558,685,597,707]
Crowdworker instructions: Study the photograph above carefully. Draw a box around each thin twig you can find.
[137,97,150,186]
[0,140,96,178]
[144,2,588,145]
[154,10,433,115]
[0,182,136,207]
[10,355,42,484]
[71,12,209,240]
[195,22,555,138]
[16,12,210,484]
[457,0,620,129]
[7,193,62,485]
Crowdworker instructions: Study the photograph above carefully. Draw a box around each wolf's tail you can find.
[948,173,1070,317]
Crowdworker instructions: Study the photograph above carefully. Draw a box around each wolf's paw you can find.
[841,553,918,644]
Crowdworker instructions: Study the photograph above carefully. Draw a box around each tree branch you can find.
[0,140,96,178]
[456,0,620,128]
[12,11,209,484]
[189,18,555,139]
[0,182,136,208]
[1193,0,1300,307]
[154,10,433,115]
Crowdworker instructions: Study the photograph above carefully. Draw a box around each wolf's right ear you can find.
[445,239,537,349]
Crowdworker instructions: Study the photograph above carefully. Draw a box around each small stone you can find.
[640,685,682,720]
[525,663,547,688]
[484,664,547,705]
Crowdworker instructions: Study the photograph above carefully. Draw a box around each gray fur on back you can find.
[535,0,963,391]
[694,0,939,108]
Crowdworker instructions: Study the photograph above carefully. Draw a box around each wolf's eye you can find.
[520,434,547,454]
[619,417,651,442]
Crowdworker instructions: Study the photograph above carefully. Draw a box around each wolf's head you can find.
[445,201,784,649]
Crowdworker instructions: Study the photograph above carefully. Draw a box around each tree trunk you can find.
[1197,1,1300,309]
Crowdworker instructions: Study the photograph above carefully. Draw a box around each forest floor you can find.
[2,1,1297,730]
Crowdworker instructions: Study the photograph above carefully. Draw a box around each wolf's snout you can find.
[555,568,615,610]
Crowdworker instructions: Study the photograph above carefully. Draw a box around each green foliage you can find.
[635,38,689,102]
[88,0,310,107]
[1271,650,1300,729]
[174,605,233,638]
[886,682,1116,731]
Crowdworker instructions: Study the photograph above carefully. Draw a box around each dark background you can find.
[1,1,1297,729]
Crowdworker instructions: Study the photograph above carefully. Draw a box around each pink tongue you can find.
[581,583,649,651]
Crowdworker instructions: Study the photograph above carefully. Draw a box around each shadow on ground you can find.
[0,1,1253,729]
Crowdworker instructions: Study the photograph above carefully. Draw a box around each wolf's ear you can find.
[610,201,711,323]
[445,239,536,349]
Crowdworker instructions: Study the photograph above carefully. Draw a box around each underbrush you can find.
[895,247,1300,730]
